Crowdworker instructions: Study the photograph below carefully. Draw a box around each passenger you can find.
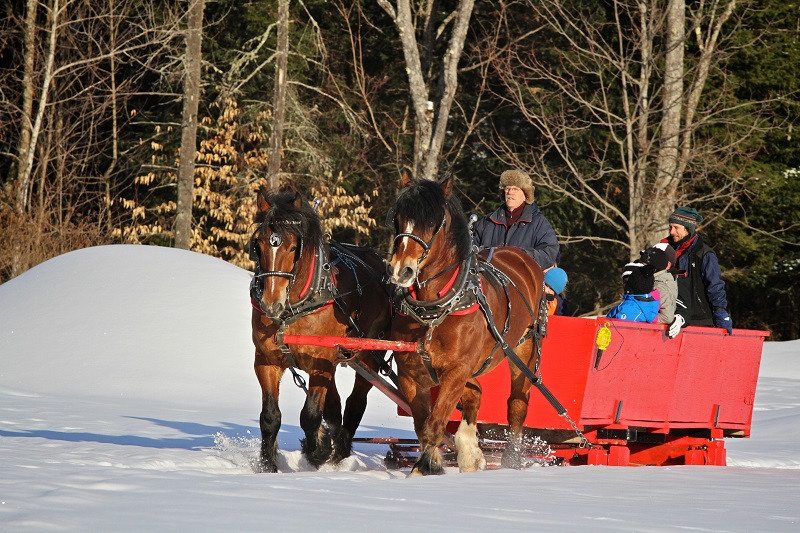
[606,263,660,323]
[662,207,732,338]
[639,244,678,325]
[472,169,560,269]
[543,267,568,316]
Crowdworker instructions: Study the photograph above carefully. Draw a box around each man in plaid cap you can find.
[663,206,732,338]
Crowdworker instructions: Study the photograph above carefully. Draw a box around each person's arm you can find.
[472,217,487,249]
[702,250,733,334]
[527,216,560,269]
[701,251,728,311]
[655,276,676,324]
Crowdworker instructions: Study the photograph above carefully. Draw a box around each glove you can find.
[667,314,685,338]
[713,309,733,336]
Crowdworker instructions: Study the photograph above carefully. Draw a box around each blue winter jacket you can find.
[472,203,560,269]
[607,293,660,323]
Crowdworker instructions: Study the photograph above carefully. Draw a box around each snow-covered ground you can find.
[1,245,798,532]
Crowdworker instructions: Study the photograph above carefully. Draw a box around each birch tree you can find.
[0,0,182,277]
[176,0,205,250]
[377,0,475,180]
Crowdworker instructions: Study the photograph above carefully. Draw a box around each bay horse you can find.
[385,176,547,475]
[249,188,393,473]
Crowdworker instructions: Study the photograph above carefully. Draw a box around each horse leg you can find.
[502,346,534,469]
[300,364,335,468]
[321,366,352,465]
[409,368,470,477]
[254,360,283,473]
[455,379,486,473]
[331,351,380,464]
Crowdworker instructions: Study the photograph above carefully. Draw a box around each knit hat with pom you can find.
[640,246,669,272]
[623,263,656,295]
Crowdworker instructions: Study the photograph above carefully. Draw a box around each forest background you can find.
[1,0,798,340]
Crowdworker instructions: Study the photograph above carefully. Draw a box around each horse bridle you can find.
[249,224,305,311]
[389,212,447,266]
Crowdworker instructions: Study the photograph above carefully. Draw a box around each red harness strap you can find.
[251,252,334,315]
[407,264,480,316]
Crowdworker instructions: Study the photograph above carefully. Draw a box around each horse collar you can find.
[394,253,480,327]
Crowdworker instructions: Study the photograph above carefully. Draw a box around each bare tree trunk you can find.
[379,0,475,180]
[421,0,474,181]
[678,0,738,177]
[175,0,205,250]
[649,0,685,246]
[267,0,290,189]
[630,0,657,256]
[101,0,120,233]
[15,0,38,189]
[17,0,60,216]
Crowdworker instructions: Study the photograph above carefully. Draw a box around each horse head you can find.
[386,175,470,287]
[249,189,323,319]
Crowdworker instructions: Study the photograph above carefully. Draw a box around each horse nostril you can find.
[400,266,414,282]
[265,302,285,318]
[386,263,395,277]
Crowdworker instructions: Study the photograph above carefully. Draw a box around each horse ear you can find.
[257,191,270,213]
[292,191,303,208]
[440,175,453,197]
[400,171,413,188]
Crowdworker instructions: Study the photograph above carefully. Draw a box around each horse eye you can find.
[289,245,297,252]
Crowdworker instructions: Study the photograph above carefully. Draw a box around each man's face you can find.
[669,223,689,241]
[504,186,525,211]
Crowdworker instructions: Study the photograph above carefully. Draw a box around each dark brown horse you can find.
[385,176,547,475]
[249,188,393,472]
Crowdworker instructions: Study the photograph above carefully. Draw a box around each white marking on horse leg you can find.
[455,419,486,473]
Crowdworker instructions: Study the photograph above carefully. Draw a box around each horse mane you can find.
[394,179,471,262]
[254,188,324,250]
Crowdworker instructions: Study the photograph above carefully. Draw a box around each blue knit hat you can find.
[669,206,703,235]
[544,267,568,294]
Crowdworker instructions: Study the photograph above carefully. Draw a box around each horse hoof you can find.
[459,454,487,473]
[407,466,425,478]
[256,459,278,473]
[501,453,524,470]
[409,459,445,476]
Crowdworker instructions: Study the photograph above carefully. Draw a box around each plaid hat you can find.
[499,170,535,204]
[544,267,568,294]
[668,206,703,235]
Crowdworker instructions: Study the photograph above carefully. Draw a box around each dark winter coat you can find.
[666,234,728,326]
[472,203,560,269]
